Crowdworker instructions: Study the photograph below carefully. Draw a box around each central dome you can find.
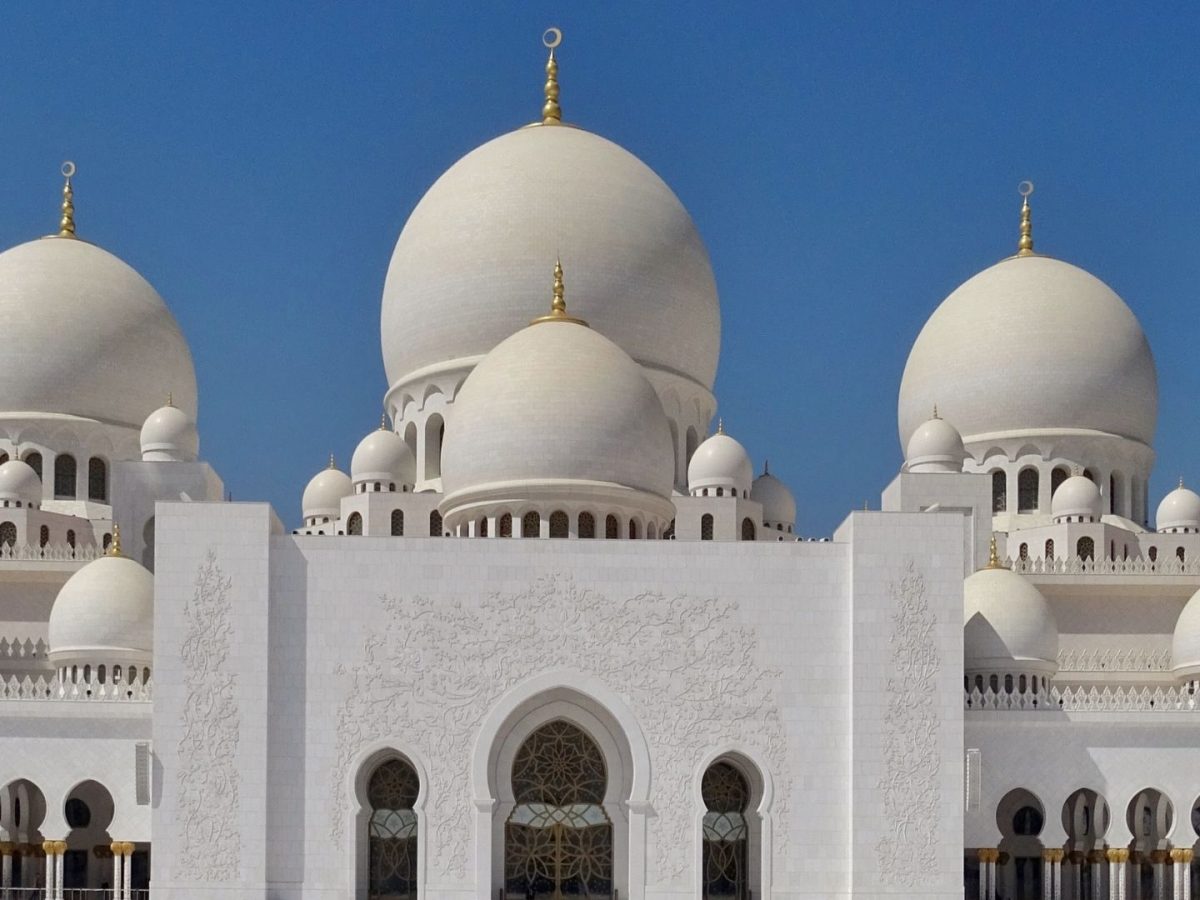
[898,255,1157,451]
[0,236,197,428]
[381,125,721,392]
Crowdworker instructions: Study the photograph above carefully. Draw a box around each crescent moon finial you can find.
[1016,180,1035,257]
[58,161,77,238]
[542,27,563,49]
[541,27,563,124]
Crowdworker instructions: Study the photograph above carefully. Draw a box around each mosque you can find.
[0,28,1198,900]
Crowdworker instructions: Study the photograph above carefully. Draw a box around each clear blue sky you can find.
[2,3,1198,534]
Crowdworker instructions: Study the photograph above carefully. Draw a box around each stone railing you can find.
[0,542,102,562]
[966,684,1198,712]
[1,673,151,702]
[1057,647,1172,673]
[1010,556,1200,576]
[0,636,49,661]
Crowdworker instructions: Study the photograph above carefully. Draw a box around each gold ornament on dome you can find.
[58,161,78,238]
[541,28,563,124]
[1016,180,1035,257]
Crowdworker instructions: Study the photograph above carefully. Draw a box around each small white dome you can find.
[381,124,720,395]
[0,236,197,428]
[899,255,1157,452]
[1157,482,1200,533]
[964,564,1058,676]
[750,466,796,529]
[140,402,198,462]
[441,312,674,524]
[904,412,965,473]
[0,459,41,507]
[48,552,154,668]
[301,462,352,520]
[688,427,754,497]
[351,427,415,488]
[1051,475,1102,522]
[1172,587,1200,681]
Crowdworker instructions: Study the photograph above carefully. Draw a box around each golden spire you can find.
[58,161,77,238]
[380,413,388,430]
[1180,476,1185,489]
[531,258,587,325]
[985,534,1007,569]
[717,418,725,435]
[763,459,770,475]
[541,27,563,124]
[108,524,122,557]
[1016,181,1034,257]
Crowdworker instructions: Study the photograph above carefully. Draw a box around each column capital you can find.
[109,841,124,856]
[1041,848,1065,862]
[977,847,1001,863]
[1171,848,1195,864]
[41,839,57,856]
[1105,847,1129,863]
[0,841,13,854]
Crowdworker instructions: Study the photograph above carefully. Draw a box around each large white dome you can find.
[0,237,197,428]
[964,564,1059,676]
[440,316,674,517]
[899,255,1157,452]
[47,553,154,668]
[381,124,720,393]
[1172,587,1200,681]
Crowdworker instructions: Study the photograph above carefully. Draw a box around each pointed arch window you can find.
[740,518,755,541]
[702,762,751,900]
[367,758,419,900]
[1076,536,1094,561]
[1045,539,1054,560]
[701,514,714,541]
[347,512,363,536]
[390,510,404,536]
[0,522,15,548]
[505,721,612,900]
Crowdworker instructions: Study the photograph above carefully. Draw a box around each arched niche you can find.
[692,747,774,900]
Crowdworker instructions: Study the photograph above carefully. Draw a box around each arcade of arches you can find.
[969,787,1200,900]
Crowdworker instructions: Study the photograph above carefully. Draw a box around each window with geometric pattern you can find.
[701,761,750,900]
[368,758,419,900]
[505,721,612,900]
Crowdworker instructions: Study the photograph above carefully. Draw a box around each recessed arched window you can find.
[39,526,49,549]
[1083,468,1096,483]
[1050,466,1069,497]
[991,470,1006,513]
[54,454,77,499]
[366,758,420,900]
[1017,468,1038,513]
[701,514,714,541]
[522,511,540,538]
[505,721,611,900]
[1045,539,1054,560]
[347,512,363,536]
[390,510,404,536]
[1149,546,1158,563]
[1178,546,1186,563]
[0,522,15,548]
[578,512,595,539]
[102,533,112,551]
[424,414,444,481]
[478,517,489,538]
[429,510,443,537]
[66,529,76,550]
[1109,473,1118,514]
[549,511,569,538]
[628,519,639,540]
[740,518,755,541]
[605,515,618,540]
[1018,542,1028,561]
[499,513,513,538]
[24,452,42,481]
[1076,536,1094,561]
[87,457,108,502]
[701,761,751,900]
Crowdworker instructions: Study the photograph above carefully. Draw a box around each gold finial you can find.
[932,403,939,419]
[166,392,174,408]
[541,27,563,124]
[530,257,587,325]
[717,418,725,435]
[58,161,77,238]
[108,524,122,557]
[1016,181,1035,257]
[380,413,388,431]
[985,534,1007,569]
[328,453,335,469]
[1180,476,1185,489]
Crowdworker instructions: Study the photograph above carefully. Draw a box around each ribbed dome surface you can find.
[899,255,1157,450]
[381,125,720,392]
[0,237,197,428]
[441,321,674,503]
[48,555,154,663]
[964,566,1059,674]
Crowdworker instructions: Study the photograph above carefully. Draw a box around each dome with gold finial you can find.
[898,183,1157,471]
[0,163,198,433]
[439,261,675,534]
[687,421,754,499]
[351,418,416,490]
[380,30,720,419]
[141,395,199,462]
[301,456,353,524]
[1156,480,1200,534]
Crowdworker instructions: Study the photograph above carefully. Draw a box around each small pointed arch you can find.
[39,525,49,549]
[87,456,108,502]
[741,518,756,541]
[350,745,428,900]
[694,749,773,900]
[347,512,363,536]
[991,470,1007,513]
[1045,539,1054,560]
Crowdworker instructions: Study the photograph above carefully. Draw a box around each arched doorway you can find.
[0,779,46,891]
[1062,789,1110,900]
[996,788,1044,900]
[1126,787,1174,899]
[504,721,612,900]
[61,780,114,891]
[366,758,419,900]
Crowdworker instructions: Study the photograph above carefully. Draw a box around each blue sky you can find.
[2,3,1198,534]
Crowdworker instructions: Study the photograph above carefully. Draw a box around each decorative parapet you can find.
[1057,647,1172,672]
[965,684,1197,712]
[0,637,49,660]
[0,673,152,702]
[0,543,101,562]
[1010,556,1200,576]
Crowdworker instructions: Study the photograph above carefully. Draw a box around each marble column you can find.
[1043,848,1065,899]
[110,841,125,898]
[1107,848,1129,900]
[1149,850,1169,900]
[1068,850,1086,900]
[0,842,12,900]
[979,848,1000,900]
[1170,849,1193,900]
[122,843,133,899]
[54,840,66,900]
